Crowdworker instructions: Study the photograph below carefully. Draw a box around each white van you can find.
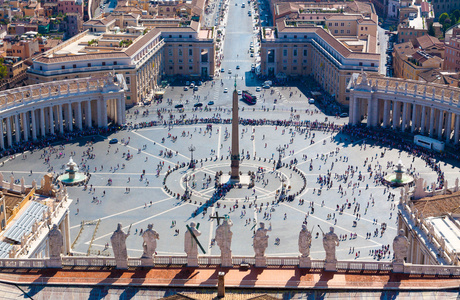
[308,98,315,104]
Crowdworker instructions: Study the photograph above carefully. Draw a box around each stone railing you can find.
[0,76,114,110]
[0,255,394,272]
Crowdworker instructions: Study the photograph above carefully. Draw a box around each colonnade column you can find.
[349,96,355,125]
[86,100,92,128]
[392,101,398,129]
[49,106,54,135]
[366,97,373,127]
[429,107,435,137]
[420,106,426,134]
[401,102,408,132]
[0,119,4,149]
[76,102,82,130]
[58,105,64,133]
[383,100,389,128]
[14,114,20,143]
[121,96,126,124]
[22,112,28,142]
[446,112,453,143]
[40,108,46,137]
[116,98,123,125]
[102,99,108,127]
[437,110,444,139]
[6,117,12,146]
[67,103,73,132]
[411,104,417,133]
[454,114,460,145]
[31,110,37,140]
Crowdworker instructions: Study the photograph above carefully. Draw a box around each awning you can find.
[154,91,165,96]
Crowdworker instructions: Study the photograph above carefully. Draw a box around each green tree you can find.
[428,22,435,36]
[0,57,8,79]
[452,9,460,22]
[439,12,449,25]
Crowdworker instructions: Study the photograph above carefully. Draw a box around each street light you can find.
[189,145,196,168]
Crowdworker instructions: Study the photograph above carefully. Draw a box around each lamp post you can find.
[276,145,285,169]
[189,145,196,168]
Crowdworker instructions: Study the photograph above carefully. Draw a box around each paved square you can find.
[2,91,458,262]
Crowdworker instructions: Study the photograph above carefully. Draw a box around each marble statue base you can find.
[220,174,251,185]
[141,257,155,267]
[221,256,232,268]
[324,261,337,271]
[115,259,128,269]
[47,258,62,268]
[255,256,266,268]
[299,256,311,268]
[187,257,199,267]
[392,262,404,273]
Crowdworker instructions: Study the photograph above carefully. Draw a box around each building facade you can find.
[260,21,380,105]
[348,72,460,146]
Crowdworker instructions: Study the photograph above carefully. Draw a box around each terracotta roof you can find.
[394,41,416,57]
[416,35,440,50]
[412,191,460,218]
[421,2,430,12]
[124,27,161,56]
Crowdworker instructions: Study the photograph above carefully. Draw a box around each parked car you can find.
[208,101,214,105]
[109,138,118,144]
[224,88,228,93]
[221,68,225,72]
[340,112,349,118]
[194,102,203,107]
[174,104,184,108]
[184,86,188,91]
[193,86,198,91]
[256,87,261,92]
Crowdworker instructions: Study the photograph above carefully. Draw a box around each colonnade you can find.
[348,73,460,145]
[0,93,125,150]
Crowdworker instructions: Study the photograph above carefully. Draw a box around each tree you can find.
[0,57,8,79]
[439,12,449,25]
[428,22,435,36]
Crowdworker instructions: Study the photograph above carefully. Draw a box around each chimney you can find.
[217,272,225,298]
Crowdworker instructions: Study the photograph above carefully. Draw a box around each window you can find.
[335,23,338,26]
[303,49,307,56]
[293,49,297,56]
[189,35,192,38]
[293,67,297,70]
[189,66,193,70]
[283,66,287,70]
[39,66,42,70]
[179,35,182,38]
[126,77,130,84]
[359,62,363,66]
[283,49,287,56]
[88,63,91,67]
[178,59,183,63]
[371,63,374,67]
[102,62,106,66]
[73,64,76,68]
[169,59,173,63]
[293,59,297,63]
[61,66,65,69]
[169,66,173,70]
[114,61,117,65]
[179,49,183,56]
[189,58,193,63]
[294,35,297,38]
[168,49,173,56]
[340,30,344,34]
[179,66,183,70]
[189,49,193,56]
[341,23,344,26]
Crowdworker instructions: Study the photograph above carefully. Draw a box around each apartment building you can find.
[393,41,443,80]
[444,32,460,72]
[260,20,380,105]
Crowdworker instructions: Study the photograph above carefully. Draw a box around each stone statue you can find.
[48,224,63,259]
[253,222,271,257]
[393,229,409,264]
[215,218,233,267]
[184,221,201,259]
[141,224,159,259]
[111,223,130,268]
[323,227,339,263]
[298,224,312,258]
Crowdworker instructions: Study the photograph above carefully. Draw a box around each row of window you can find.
[41,61,119,71]
[169,59,194,63]
[169,66,194,70]
[169,49,194,56]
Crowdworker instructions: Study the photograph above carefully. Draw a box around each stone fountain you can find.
[57,157,87,186]
[384,159,414,187]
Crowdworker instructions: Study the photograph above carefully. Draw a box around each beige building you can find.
[260,20,380,105]
[28,17,215,105]
[393,41,443,80]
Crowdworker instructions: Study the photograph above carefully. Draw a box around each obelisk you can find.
[230,76,240,181]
